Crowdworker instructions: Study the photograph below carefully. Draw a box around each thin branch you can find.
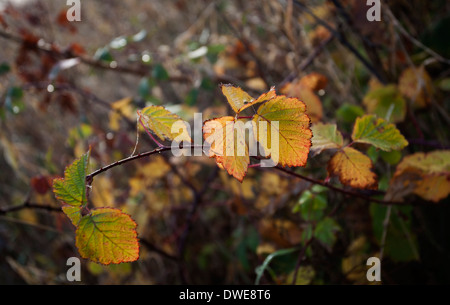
[292,0,387,84]
[379,205,392,262]
[384,6,450,65]
[0,201,61,215]
[140,239,178,262]
[86,146,172,181]
[330,0,389,82]
[279,34,335,89]
[291,239,312,285]
[214,4,273,87]
[271,166,406,205]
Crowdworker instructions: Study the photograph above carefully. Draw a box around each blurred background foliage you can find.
[0,0,449,284]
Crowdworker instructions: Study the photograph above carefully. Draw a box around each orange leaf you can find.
[203,116,249,182]
[299,72,328,91]
[327,147,378,190]
[398,66,433,108]
[280,81,323,122]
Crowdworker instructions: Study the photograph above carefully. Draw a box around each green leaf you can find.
[76,208,140,265]
[185,88,198,106]
[152,64,169,81]
[311,123,344,155]
[336,104,364,124]
[314,217,340,252]
[53,149,91,225]
[5,87,24,114]
[0,62,10,76]
[294,190,327,221]
[438,78,450,91]
[254,247,299,285]
[138,77,154,99]
[352,115,408,151]
[380,150,402,165]
[94,47,114,62]
[363,84,406,123]
[370,204,419,262]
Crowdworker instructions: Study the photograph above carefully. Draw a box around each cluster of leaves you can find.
[53,150,139,265]
[52,81,449,267]
[2,0,450,285]
[204,85,312,181]
[312,115,408,190]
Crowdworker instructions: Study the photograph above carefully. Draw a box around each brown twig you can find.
[270,166,406,206]
[0,201,61,215]
[292,0,387,84]
[291,238,312,285]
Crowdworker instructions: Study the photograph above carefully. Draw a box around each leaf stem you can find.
[137,111,165,148]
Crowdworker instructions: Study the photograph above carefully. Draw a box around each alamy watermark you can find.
[168,113,280,167]
[366,257,381,282]
[66,257,81,282]
[66,0,81,22]
[366,0,381,22]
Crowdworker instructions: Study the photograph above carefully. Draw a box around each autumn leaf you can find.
[109,97,134,131]
[398,66,433,108]
[252,95,312,167]
[311,123,343,155]
[328,147,378,189]
[387,150,450,202]
[299,72,328,91]
[139,105,192,142]
[352,115,408,151]
[203,116,249,182]
[53,149,90,225]
[363,84,406,123]
[76,208,139,265]
[221,84,275,113]
[280,81,323,123]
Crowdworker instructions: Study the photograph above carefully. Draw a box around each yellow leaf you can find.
[109,97,134,131]
[252,95,312,167]
[286,265,316,285]
[221,84,276,113]
[203,116,249,182]
[139,105,192,142]
[328,147,378,190]
[414,175,450,202]
[221,84,253,113]
[388,150,450,202]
